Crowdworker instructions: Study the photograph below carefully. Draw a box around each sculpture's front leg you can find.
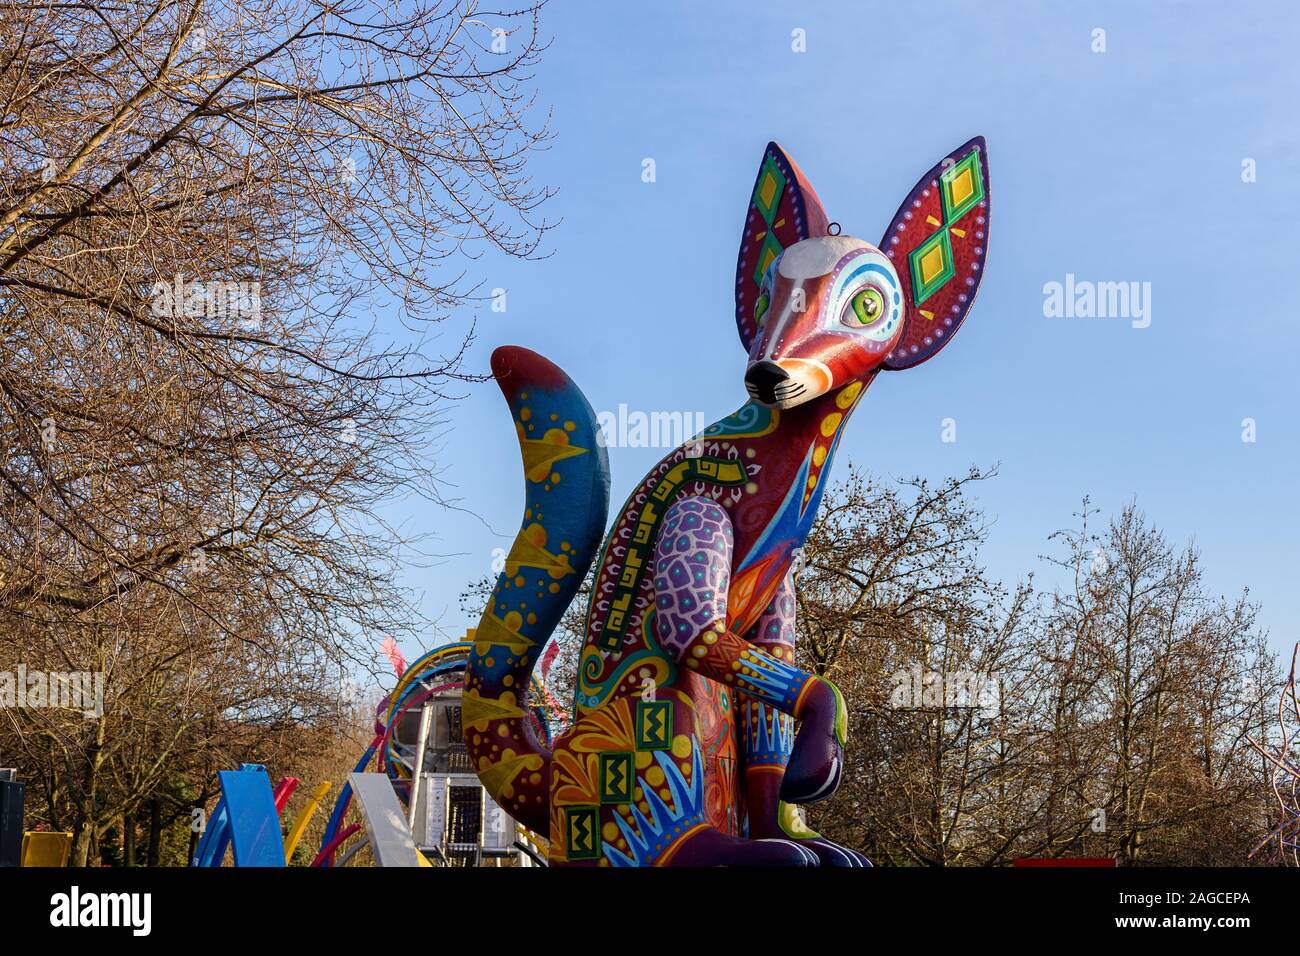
[651,497,847,808]
[738,572,871,866]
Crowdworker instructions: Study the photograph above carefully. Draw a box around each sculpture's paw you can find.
[758,803,870,867]
[780,678,847,804]
[799,838,872,867]
[750,839,819,867]
[779,738,842,804]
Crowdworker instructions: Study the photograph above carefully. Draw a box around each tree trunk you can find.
[123,811,136,866]
[146,798,162,867]
[71,716,107,866]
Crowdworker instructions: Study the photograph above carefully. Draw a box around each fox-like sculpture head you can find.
[736,138,990,408]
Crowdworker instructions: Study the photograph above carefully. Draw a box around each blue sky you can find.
[386,1,1300,663]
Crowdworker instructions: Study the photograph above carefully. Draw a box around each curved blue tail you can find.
[463,346,611,834]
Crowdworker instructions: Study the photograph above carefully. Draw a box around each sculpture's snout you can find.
[744,360,790,405]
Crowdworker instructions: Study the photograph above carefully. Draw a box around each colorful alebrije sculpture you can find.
[465,138,991,865]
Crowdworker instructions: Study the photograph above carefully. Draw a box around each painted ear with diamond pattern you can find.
[880,137,990,371]
[734,142,830,352]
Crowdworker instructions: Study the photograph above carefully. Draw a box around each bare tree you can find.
[795,466,1065,865]
[1042,501,1275,864]
[796,474,1277,866]
[0,0,555,863]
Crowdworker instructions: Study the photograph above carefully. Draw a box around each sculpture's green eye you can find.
[845,286,885,326]
[754,290,770,326]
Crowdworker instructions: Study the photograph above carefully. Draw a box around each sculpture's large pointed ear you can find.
[881,137,989,371]
[734,143,830,352]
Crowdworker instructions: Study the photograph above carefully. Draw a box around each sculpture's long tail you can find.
[463,346,611,835]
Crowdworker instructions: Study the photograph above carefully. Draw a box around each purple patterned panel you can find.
[652,496,734,656]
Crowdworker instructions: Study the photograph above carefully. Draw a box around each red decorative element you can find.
[539,640,559,677]
[272,777,300,815]
[490,344,568,401]
[380,636,406,678]
[691,674,743,835]
[537,641,570,734]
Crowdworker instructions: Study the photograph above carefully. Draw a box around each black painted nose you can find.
[744,360,789,402]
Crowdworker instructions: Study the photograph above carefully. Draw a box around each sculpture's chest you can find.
[574,400,844,714]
